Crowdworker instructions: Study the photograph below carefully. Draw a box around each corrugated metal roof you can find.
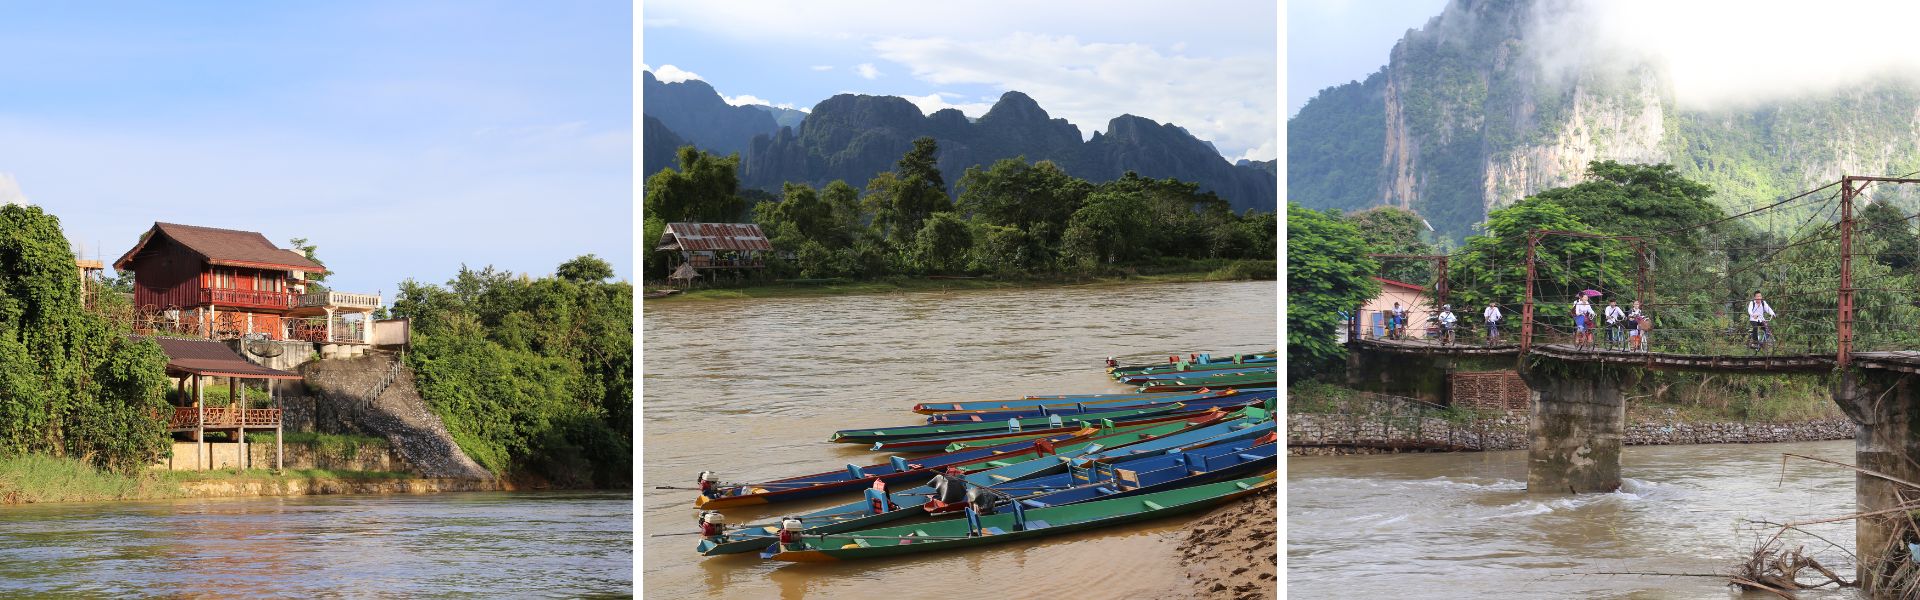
[661,223,773,252]
[142,336,304,380]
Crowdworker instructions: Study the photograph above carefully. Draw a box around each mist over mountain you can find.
[642,71,1276,212]
[1290,0,1920,240]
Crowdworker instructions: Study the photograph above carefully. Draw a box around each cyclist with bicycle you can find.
[1603,299,1626,349]
[1391,302,1409,340]
[1437,304,1458,345]
[1747,291,1776,349]
[1483,302,1503,344]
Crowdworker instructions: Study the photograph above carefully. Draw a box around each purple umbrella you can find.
[1581,289,1602,297]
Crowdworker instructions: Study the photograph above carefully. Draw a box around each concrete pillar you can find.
[1834,370,1920,594]
[1520,368,1626,494]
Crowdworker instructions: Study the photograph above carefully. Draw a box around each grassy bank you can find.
[0,454,419,505]
[649,259,1276,302]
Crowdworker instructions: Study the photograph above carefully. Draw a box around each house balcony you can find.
[286,290,382,318]
[200,287,293,310]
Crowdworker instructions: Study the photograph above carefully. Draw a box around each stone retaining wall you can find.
[1288,412,1855,455]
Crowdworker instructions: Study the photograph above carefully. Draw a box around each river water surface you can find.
[642,280,1275,599]
[1290,440,1862,599]
[0,490,632,596]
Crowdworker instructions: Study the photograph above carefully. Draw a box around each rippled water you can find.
[642,281,1275,599]
[0,491,632,597]
[1289,441,1861,599]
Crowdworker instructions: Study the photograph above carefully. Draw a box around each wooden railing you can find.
[169,406,281,429]
[284,316,365,343]
[686,255,765,268]
[201,287,293,309]
[296,291,381,310]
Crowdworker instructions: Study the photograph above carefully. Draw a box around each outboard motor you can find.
[1105,356,1118,369]
[698,471,719,496]
[967,487,998,516]
[777,517,804,547]
[697,511,726,538]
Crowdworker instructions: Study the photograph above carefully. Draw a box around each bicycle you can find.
[1439,322,1456,346]
[1484,322,1502,347]
[1606,322,1627,351]
[1747,321,1774,352]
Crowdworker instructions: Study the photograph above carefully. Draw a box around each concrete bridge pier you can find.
[1518,368,1627,493]
[1834,370,1920,593]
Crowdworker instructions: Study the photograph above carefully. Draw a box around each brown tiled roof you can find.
[114,222,328,272]
[659,223,773,252]
[143,336,304,380]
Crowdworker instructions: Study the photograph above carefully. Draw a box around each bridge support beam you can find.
[1835,370,1920,594]
[1519,368,1626,493]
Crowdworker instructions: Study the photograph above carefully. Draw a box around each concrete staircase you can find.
[299,352,494,480]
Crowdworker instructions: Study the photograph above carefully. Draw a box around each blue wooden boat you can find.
[694,428,1097,509]
[922,391,1276,423]
[923,439,1278,514]
[914,388,1263,414]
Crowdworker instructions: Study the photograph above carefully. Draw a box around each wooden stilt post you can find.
[274,378,283,472]
[231,377,242,470]
[194,374,205,471]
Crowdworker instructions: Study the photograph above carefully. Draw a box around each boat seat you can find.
[854,539,871,548]
[1142,500,1164,510]
[1022,499,1048,509]
[762,526,779,534]
[1234,481,1251,489]
[983,527,1006,536]
[990,474,1013,482]
[1024,520,1050,529]
[1097,487,1119,495]
[1237,453,1260,461]
[985,460,1011,468]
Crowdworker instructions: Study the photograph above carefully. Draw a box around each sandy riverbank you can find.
[1179,485,1277,599]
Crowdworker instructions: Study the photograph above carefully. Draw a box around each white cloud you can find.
[810,65,834,71]
[898,93,995,118]
[1530,0,1920,109]
[873,33,1275,160]
[650,64,703,83]
[722,93,772,106]
[0,173,29,205]
[855,63,881,79]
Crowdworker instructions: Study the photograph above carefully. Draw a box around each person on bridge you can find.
[1573,295,1595,346]
[1748,291,1776,348]
[1628,301,1648,352]
[1604,300,1627,348]
[1483,302,1502,343]
[1437,304,1458,344]
[1390,302,1408,340]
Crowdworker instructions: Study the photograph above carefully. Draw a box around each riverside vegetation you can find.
[643,138,1276,290]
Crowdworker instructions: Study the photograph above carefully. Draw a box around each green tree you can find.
[0,205,170,471]
[644,147,748,223]
[289,236,329,291]
[556,254,615,282]
[1862,199,1918,272]
[1529,161,1724,249]
[912,212,973,274]
[866,137,952,245]
[1348,207,1434,283]
[955,158,1090,243]
[1286,203,1378,376]
[1446,201,1632,329]
[1062,190,1151,267]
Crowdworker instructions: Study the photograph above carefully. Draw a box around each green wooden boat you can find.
[938,412,1224,452]
[1138,372,1276,392]
[826,404,1185,445]
[763,474,1275,562]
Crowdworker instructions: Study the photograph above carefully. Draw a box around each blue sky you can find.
[643,0,1277,162]
[0,2,632,298]
[1287,0,1448,117]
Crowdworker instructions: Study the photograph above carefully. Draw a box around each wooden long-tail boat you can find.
[693,428,1099,509]
[913,389,1243,414]
[694,416,1224,556]
[761,475,1275,562]
[864,407,1225,453]
[922,392,1271,424]
[826,405,1185,445]
[1116,366,1275,384]
[1137,372,1276,392]
[924,439,1278,515]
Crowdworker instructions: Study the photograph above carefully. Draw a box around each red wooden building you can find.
[115,222,381,342]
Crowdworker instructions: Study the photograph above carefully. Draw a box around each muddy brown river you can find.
[641,280,1275,599]
[1289,440,1862,598]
